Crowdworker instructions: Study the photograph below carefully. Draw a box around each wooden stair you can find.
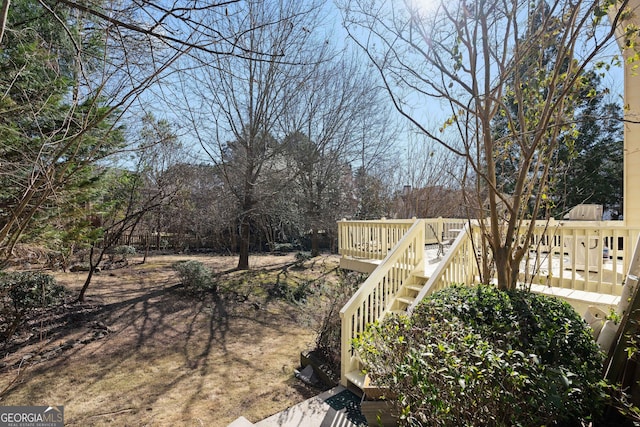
[389,274,428,313]
[345,273,430,393]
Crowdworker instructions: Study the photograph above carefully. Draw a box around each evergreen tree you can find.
[0,0,122,258]
[552,73,623,216]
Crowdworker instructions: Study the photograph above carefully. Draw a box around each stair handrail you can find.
[408,222,477,313]
[339,218,425,386]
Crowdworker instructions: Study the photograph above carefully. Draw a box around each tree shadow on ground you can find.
[0,274,313,421]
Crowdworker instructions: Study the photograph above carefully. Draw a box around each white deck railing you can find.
[338,217,640,387]
[337,217,467,260]
[337,218,415,260]
[522,220,640,295]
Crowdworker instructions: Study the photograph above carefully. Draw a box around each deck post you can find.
[381,217,387,254]
[609,0,640,227]
[623,42,640,227]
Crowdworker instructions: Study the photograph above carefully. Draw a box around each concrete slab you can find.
[227,416,254,427]
[253,386,366,427]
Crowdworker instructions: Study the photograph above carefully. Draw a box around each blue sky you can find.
[122,0,627,182]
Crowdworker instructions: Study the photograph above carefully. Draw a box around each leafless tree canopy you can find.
[0,0,304,260]
[171,0,400,268]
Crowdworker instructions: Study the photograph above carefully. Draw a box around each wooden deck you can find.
[337,218,640,389]
[341,242,623,315]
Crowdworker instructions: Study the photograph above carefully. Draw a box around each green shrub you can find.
[291,279,313,303]
[0,271,66,340]
[294,251,312,264]
[0,271,66,311]
[354,284,607,426]
[173,260,216,294]
[268,278,313,303]
[107,245,136,263]
[113,245,136,257]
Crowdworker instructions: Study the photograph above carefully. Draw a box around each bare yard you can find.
[0,254,341,426]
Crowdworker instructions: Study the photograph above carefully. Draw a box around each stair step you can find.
[345,370,366,390]
[406,284,424,292]
[396,296,415,305]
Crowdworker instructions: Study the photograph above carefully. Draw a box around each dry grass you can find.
[0,253,341,426]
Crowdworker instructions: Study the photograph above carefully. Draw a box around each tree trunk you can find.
[494,245,515,291]
[143,232,149,264]
[311,228,320,257]
[237,218,250,270]
[495,255,508,291]
[77,245,105,302]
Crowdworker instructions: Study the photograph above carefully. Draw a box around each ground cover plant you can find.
[0,272,67,343]
[0,253,341,425]
[354,284,607,426]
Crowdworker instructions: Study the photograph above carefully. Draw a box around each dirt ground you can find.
[0,253,341,426]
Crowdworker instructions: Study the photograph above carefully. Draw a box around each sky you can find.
[122,0,627,181]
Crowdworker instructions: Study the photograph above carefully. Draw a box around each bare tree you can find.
[0,0,288,262]
[281,54,400,254]
[180,0,331,269]
[340,0,635,290]
[399,135,467,218]
[75,115,185,301]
